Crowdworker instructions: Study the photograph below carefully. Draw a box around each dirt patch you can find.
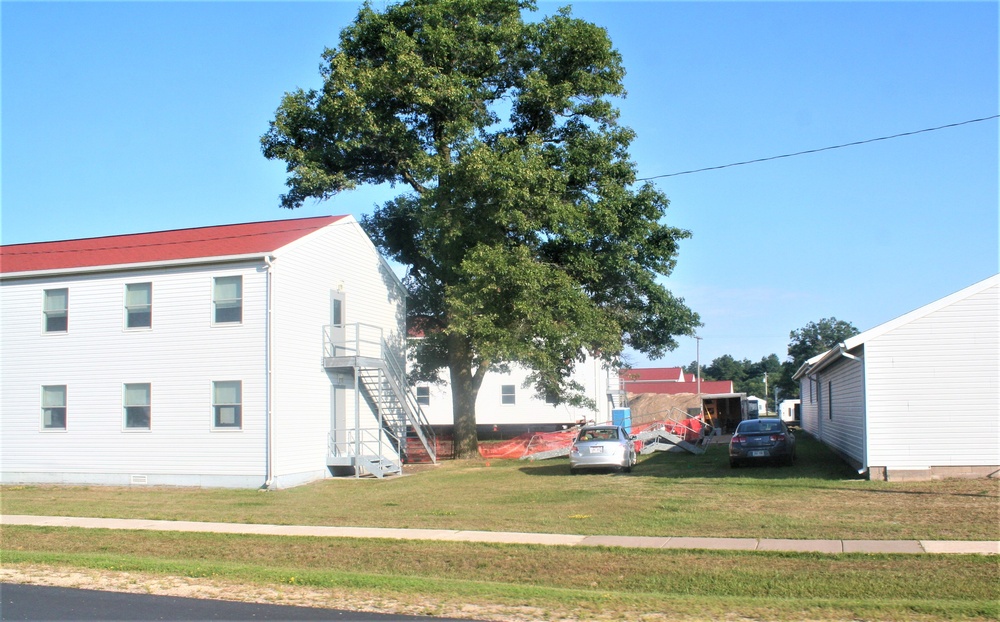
[627,393,702,425]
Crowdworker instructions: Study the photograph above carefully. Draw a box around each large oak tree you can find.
[262,0,699,457]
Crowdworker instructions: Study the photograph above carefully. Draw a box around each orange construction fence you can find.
[478,428,579,460]
[477,416,708,460]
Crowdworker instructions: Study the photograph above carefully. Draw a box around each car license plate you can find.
[749,450,769,457]
[589,447,604,454]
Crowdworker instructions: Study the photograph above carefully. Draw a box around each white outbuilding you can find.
[793,274,999,481]
[412,356,615,438]
[1,216,436,488]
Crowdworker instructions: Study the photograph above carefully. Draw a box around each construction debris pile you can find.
[626,393,704,425]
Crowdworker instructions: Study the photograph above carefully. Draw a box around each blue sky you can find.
[3,1,997,372]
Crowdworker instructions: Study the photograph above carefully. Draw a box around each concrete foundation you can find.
[868,465,1000,481]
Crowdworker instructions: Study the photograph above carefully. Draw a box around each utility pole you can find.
[763,371,768,411]
[695,335,702,396]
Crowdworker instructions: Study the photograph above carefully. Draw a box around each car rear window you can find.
[579,428,618,441]
[738,420,782,434]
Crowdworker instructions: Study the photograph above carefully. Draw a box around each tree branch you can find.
[401,169,427,195]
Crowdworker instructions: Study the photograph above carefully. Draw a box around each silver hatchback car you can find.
[569,425,637,474]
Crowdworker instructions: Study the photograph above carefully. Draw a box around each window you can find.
[42,385,67,430]
[213,381,242,429]
[332,297,343,326]
[415,385,430,406]
[124,383,151,429]
[125,283,152,328]
[828,381,833,420]
[43,289,68,332]
[544,389,558,405]
[501,385,516,405]
[213,276,242,324]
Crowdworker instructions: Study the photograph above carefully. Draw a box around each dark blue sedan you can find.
[729,417,796,467]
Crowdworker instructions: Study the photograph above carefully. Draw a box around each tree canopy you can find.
[777,317,860,398]
[687,353,783,403]
[261,0,699,457]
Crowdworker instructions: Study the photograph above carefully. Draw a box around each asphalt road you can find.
[0,584,482,622]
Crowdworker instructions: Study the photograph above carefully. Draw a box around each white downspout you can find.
[262,256,275,490]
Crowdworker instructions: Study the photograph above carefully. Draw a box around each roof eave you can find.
[0,253,271,281]
[793,344,863,379]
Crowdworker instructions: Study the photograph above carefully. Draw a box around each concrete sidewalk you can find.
[3,515,997,555]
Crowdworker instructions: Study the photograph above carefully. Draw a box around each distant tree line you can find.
[684,317,860,406]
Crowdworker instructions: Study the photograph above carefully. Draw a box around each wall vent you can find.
[130,475,148,485]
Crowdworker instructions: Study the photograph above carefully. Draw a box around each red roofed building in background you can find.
[619,367,734,395]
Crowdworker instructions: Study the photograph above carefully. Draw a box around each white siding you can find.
[778,399,800,423]
[800,377,820,436]
[811,355,866,467]
[268,218,405,485]
[418,355,613,429]
[1,262,268,487]
[865,283,999,470]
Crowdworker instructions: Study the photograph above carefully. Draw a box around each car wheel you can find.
[623,464,632,474]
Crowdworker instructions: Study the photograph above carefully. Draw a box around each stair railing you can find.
[376,335,437,463]
[324,323,385,360]
[328,427,400,461]
[323,322,438,464]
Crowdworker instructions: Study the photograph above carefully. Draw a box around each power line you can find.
[637,115,1000,181]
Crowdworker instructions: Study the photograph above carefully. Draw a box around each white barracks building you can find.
[1,216,436,488]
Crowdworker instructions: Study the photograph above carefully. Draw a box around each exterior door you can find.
[329,290,349,463]
[330,291,346,355]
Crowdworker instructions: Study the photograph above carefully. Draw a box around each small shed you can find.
[778,399,801,424]
[793,274,999,481]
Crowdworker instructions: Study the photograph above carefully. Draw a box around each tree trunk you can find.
[448,333,484,459]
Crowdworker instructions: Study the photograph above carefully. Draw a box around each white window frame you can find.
[123,383,151,431]
[124,282,153,330]
[212,381,243,430]
[212,276,243,325]
[415,385,430,406]
[41,385,67,431]
[43,288,68,333]
[501,384,516,405]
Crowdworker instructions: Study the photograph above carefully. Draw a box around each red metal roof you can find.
[0,216,346,274]
[620,367,686,382]
[622,380,735,395]
[619,367,735,395]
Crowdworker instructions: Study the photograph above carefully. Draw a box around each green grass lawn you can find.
[3,434,997,540]
[3,433,998,621]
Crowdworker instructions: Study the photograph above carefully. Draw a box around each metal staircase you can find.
[607,366,628,409]
[323,323,437,478]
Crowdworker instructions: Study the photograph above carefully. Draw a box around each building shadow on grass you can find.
[518,436,863,481]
